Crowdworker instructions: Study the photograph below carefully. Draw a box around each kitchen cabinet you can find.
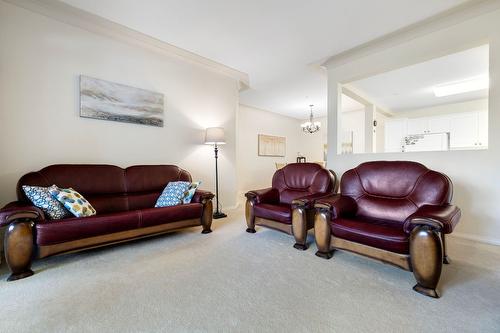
[384,110,488,152]
[449,112,477,148]
[407,118,428,134]
[428,116,451,133]
[384,119,407,152]
[449,111,487,149]
[477,110,488,148]
[407,116,450,134]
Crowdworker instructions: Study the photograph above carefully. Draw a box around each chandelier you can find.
[301,104,321,133]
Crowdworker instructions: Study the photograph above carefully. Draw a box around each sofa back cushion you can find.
[272,163,333,205]
[17,164,192,214]
[340,161,453,223]
[125,165,191,210]
[17,165,127,214]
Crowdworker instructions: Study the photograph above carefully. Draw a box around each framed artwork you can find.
[258,134,286,157]
[80,75,164,127]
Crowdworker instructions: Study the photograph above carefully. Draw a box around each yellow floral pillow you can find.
[49,185,96,218]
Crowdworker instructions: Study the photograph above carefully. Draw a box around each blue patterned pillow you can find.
[183,181,201,204]
[155,181,191,207]
[22,185,72,220]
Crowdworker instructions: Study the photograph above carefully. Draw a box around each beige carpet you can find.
[1,208,499,332]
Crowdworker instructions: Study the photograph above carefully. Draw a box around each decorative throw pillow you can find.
[48,185,97,217]
[182,181,201,204]
[155,181,191,207]
[22,185,72,220]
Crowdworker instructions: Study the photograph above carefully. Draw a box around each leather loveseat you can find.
[245,163,336,250]
[0,164,214,281]
[314,161,461,298]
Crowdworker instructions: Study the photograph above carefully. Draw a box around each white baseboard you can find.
[450,232,500,246]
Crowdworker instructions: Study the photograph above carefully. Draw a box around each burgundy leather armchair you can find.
[0,164,214,281]
[314,161,460,298]
[245,163,336,250]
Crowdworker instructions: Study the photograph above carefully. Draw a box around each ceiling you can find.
[61,0,469,118]
[347,44,489,112]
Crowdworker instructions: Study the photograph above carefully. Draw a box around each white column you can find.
[364,104,376,153]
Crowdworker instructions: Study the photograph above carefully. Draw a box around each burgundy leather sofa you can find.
[0,164,214,281]
[314,161,461,298]
[245,163,336,250]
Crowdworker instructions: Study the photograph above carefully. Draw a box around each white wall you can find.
[394,98,488,118]
[237,105,326,201]
[0,2,240,209]
[375,109,389,153]
[300,115,328,163]
[326,7,500,245]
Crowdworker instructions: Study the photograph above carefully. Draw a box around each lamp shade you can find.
[204,127,226,145]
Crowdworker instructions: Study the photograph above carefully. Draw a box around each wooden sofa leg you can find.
[4,219,35,281]
[245,199,256,233]
[410,225,443,298]
[201,199,213,234]
[292,206,308,250]
[442,233,451,264]
[314,208,333,259]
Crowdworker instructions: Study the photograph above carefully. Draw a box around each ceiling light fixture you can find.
[301,104,321,134]
[433,75,489,97]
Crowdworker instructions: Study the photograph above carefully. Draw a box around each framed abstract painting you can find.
[80,75,164,127]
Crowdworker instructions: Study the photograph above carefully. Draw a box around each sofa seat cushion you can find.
[253,203,292,224]
[330,217,409,254]
[36,211,140,245]
[139,203,203,227]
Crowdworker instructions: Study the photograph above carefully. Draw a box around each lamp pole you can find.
[205,127,227,219]
[213,143,226,219]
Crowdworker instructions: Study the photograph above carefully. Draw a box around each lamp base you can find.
[213,211,227,219]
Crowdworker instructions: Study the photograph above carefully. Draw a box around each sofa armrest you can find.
[404,204,461,234]
[314,195,357,219]
[0,201,44,227]
[245,188,279,204]
[292,192,333,209]
[191,190,215,204]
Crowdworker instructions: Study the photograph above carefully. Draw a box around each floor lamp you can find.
[205,127,227,219]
